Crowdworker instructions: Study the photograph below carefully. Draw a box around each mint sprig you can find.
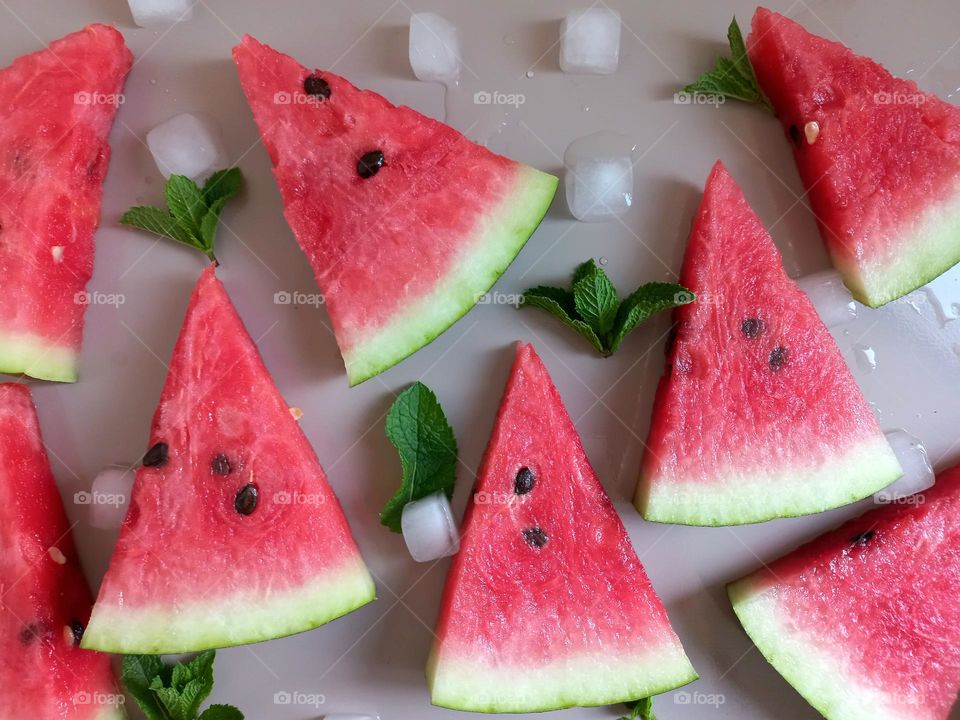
[121,168,243,264]
[619,697,656,720]
[380,382,458,533]
[522,259,694,356]
[682,17,772,110]
[122,651,244,720]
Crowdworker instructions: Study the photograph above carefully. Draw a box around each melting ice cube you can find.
[409,13,461,83]
[564,131,633,222]
[401,491,459,562]
[128,0,195,28]
[560,8,621,75]
[796,269,858,328]
[874,429,935,503]
[146,113,227,182]
[87,465,135,530]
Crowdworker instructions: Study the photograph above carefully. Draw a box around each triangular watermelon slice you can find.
[636,161,901,526]
[232,36,558,386]
[82,267,376,654]
[730,465,960,719]
[0,25,132,382]
[747,7,960,308]
[0,384,123,719]
[428,343,696,713]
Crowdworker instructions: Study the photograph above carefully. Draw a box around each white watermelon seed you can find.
[48,546,66,564]
[805,121,820,144]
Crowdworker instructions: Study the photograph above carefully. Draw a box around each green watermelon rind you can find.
[837,187,960,308]
[636,434,902,526]
[728,579,907,720]
[81,560,375,654]
[0,330,78,382]
[343,166,558,386]
[427,640,698,713]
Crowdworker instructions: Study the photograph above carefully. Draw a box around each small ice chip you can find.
[796,269,858,328]
[560,8,621,75]
[874,430,935,504]
[146,113,227,182]
[88,465,135,530]
[128,0,195,28]
[409,13,461,83]
[401,491,459,562]
[564,132,633,222]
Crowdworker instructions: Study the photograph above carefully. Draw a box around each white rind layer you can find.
[637,433,902,526]
[427,639,698,713]
[0,329,77,382]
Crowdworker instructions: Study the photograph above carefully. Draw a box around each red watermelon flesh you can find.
[730,465,960,720]
[636,161,901,526]
[428,343,696,713]
[0,25,132,382]
[233,36,558,385]
[0,384,123,720]
[748,7,960,308]
[82,267,375,654]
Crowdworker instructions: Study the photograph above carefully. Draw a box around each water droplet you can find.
[503,34,516,46]
[854,344,877,373]
[526,70,535,79]
[598,257,608,266]
[149,79,157,85]
[582,104,591,112]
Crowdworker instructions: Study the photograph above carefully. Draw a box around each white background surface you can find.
[4,1,960,718]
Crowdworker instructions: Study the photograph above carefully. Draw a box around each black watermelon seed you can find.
[514,467,536,495]
[69,619,84,645]
[850,530,876,547]
[357,150,385,179]
[142,442,168,468]
[741,318,763,338]
[211,453,232,476]
[235,484,259,516]
[769,346,788,371]
[303,74,331,99]
[522,527,548,549]
[788,124,802,147]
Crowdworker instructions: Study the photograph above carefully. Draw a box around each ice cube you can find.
[409,13,461,83]
[88,465,135,530]
[796,269,858,328]
[560,8,621,75]
[401,491,459,562]
[874,430,935,503]
[146,113,227,182]
[128,0,195,28]
[564,132,633,222]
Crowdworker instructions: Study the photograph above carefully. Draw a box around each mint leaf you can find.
[572,260,619,337]
[609,283,694,353]
[682,17,772,110]
[522,260,692,356]
[381,382,458,533]
[122,651,242,720]
[198,706,244,720]
[121,169,244,264]
[619,697,656,720]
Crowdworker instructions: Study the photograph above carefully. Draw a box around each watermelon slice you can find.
[232,36,558,385]
[82,267,375,654]
[730,466,960,720]
[747,8,960,308]
[0,25,132,382]
[428,343,697,713]
[636,161,901,526]
[0,384,123,719]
